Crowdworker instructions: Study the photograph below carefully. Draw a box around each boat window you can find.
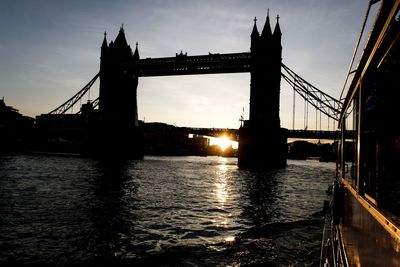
[343,99,358,190]
[375,42,400,218]
[360,23,400,219]
[361,79,378,202]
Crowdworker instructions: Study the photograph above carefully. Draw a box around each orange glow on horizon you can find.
[210,135,236,151]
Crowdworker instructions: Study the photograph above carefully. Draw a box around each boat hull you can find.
[340,179,400,266]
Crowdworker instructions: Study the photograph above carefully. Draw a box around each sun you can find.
[208,135,238,152]
[216,136,231,151]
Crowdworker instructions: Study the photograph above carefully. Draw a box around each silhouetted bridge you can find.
[50,56,342,123]
[44,17,346,163]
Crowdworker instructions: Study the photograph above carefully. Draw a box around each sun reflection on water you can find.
[215,157,229,206]
[213,156,236,246]
[214,158,237,245]
[217,218,229,228]
[224,235,235,243]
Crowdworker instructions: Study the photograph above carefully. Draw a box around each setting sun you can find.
[209,135,237,151]
[218,136,231,151]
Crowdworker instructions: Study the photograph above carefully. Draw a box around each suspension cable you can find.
[281,63,342,121]
[328,110,330,131]
[48,72,100,115]
[319,94,322,130]
[304,96,309,130]
[292,86,296,130]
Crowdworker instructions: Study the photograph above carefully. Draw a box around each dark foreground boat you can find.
[321,0,400,266]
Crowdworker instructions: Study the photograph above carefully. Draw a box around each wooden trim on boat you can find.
[364,193,377,206]
[341,178,400,242]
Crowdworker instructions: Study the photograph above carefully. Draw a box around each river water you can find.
[0,154,334,266]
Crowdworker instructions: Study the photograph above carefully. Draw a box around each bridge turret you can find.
[261,9,272,39]
[100,31,108,64]
[273,15,282,42]
[251,17,259,52]
[114,26,129,48]
[107,25,133,63]
[101,32,108,63]
[133,42,140,61]
[101,32,108,49]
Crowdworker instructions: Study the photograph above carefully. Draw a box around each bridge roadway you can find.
[126,52,251,76]
[181,127,351,141]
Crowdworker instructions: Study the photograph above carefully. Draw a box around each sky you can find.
[0,0,372,129]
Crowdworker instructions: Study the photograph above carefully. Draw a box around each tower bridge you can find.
[96,13,285,167]
[44,12,343,168]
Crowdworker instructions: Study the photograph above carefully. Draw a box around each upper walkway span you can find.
[126,52,251,76]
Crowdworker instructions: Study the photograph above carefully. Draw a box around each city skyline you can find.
[0,0,372,129]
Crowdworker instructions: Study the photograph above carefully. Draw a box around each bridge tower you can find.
[85,27,143,157]
[99,27,139,126]
[238,13,287,169]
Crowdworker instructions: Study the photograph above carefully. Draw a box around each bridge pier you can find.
[238,123,287,169]
[82,114,144,158]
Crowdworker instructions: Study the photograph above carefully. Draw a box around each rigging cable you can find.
[339,0,377,101]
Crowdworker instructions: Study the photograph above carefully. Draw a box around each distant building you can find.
[0,99,34,152]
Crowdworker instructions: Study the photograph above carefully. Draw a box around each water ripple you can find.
[0,154,334,266]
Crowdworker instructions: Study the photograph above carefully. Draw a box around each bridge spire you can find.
[133,42,140,60]
[261,8,272,37]
[273,14,281,37]
[101,31,108,48]
[251,17,259,52]
[114,25,128,47]
[251,17,259,37]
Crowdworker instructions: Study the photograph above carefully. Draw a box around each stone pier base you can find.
[238,124,287,170]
